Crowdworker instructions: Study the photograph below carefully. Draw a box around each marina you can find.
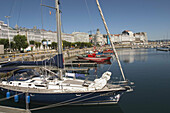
[0,48,169,113]
[0,0,133,112]
[0,0,170,113]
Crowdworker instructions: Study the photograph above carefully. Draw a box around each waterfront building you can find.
[94,29,106,45]
[121,30,135,45]
[0,20,90,45]
[111,34,121,44]
[134,32,148,45]
[0,21,17,42]
[72,32,89,43]
[1,20,148,46]
[104,30,148,45]
[62,33,74,42]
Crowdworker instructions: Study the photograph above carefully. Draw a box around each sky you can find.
[0,0,170,40]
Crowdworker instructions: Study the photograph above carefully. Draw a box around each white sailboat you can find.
[0,0,133,111]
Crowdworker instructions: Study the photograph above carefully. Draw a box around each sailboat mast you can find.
[55,0,63,80]
[96,0,126,81]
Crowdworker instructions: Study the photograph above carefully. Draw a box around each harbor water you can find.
[0,48,170,113]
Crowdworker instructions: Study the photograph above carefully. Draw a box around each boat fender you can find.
[26,95,30,103]
[14,95,19,102]
[6,92,10,99]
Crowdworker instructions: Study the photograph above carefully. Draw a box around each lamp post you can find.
[5,16,11,53]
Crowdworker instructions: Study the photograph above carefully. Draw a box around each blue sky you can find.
[0,0,170,40]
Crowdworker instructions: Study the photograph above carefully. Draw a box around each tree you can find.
[47,40,51,49]
[35,42,41,49]
[13,35,28,51]
[63,40,71,49]
[51,42,57,49]
[41,39,47,43]
[0,39,9,49]
[10,41,16,51]
[41,39,47,49]
[30,40,35,45]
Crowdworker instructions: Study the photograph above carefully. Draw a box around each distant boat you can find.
[156,47,169,52]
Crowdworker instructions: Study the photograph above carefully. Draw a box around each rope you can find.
[84,0,94,28]
[59,2,65,33]
[8,0,16,17]
[16,0,23,26]
[84,0,96,35]
[30,91,114,111]
[107,55,115,71]
[41,0,44,39]
[30,92,95,111]
[0,92,24,102]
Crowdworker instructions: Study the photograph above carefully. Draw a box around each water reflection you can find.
[0,96,124,113]
[118,49,148,63]
[34,104,124,113]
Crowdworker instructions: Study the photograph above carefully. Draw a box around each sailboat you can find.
[0,0,133,110]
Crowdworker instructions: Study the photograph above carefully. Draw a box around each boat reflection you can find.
[118,49,148,63]
[34,104,124,113]
[0,96,123,113]
[90,60,112,64]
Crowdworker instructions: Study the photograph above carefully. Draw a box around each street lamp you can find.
[5,16,11,53]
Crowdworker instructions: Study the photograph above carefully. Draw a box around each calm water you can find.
[0,48,170,113]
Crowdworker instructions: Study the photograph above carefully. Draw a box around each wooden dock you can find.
[64,63,97,67]
[0,105,29,113]
[49,67,89,72]
[72,60,90,63]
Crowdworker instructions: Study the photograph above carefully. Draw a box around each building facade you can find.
[93,29,106,46]
[72,32,89,43]
[95,30,148,45]
[0,20,90,44]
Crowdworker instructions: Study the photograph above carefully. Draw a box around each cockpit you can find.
[8,69,40,81]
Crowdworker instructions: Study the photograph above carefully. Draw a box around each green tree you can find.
[42,39,47,49]
[0,39,9,49]
[35,42,41,49]
[30,40,35,45]
[51,42,57,49]
[10,41,16,51]
[13,35,28,51]
[63,40,71,49]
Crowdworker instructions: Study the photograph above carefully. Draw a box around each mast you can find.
[5,16,11,53]
[96,0,126,81]
[55,0,63,80]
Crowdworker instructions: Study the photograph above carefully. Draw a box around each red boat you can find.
[77,53,111,62]
[103,49,114,54]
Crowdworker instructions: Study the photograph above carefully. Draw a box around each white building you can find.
[134,32,148,45]
[0,21,17,42]
[72,32,89,42]
[0,20,90,44]
[109,30,148,45]
[121,30,135,44]
[62,33,74,43]
[94,29,106,45]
